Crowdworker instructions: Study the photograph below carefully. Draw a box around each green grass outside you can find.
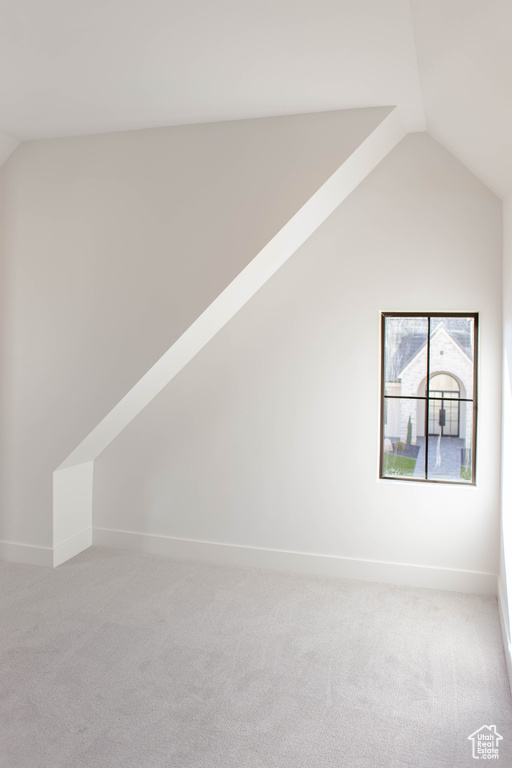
[460,466,472,481]
[382,453,416,477]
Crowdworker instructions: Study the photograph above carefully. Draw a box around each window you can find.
[380,313,478,484]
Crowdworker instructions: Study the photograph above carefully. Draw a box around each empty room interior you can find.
[1,1,512,766]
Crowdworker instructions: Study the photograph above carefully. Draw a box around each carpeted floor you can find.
[1,546,511,768]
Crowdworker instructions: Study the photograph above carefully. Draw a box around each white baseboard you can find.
[0,529,92,568]
[93,527,497,595]
[0,539,53,567]
[53,528,92,567]
[498,576,512,694]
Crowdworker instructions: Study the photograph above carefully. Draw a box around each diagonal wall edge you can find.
[53,106,406,566]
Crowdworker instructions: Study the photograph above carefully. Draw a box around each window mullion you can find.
[424,316,431,479]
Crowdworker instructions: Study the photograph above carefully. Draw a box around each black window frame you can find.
[379,312,478,486]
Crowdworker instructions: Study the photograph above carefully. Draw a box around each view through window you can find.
[380,313,477,484]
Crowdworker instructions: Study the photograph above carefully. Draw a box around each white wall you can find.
[93,133,502,590]
[0,109,386,551]
[500,196,512,682]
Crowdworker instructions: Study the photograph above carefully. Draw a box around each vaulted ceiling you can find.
[411,0,512,198]
[0,0,509,195]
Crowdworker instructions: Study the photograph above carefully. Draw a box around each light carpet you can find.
[1,546,510,768]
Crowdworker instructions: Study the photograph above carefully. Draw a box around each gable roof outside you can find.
[384,317,474,383]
